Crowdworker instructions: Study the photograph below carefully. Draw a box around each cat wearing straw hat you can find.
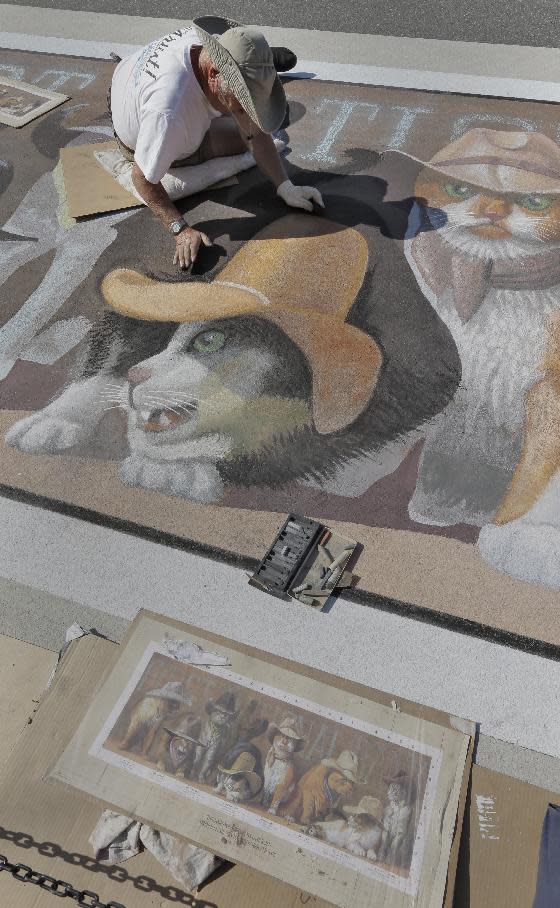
[388,129,560,585]
[119,680,192,755]
[312,129,560,587]
[305,796,385,860]
[6,214,386,504]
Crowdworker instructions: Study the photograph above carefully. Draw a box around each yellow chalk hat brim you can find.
[101,269,261,322]
[101,268,381,435]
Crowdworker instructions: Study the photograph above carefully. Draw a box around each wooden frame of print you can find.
[0,77,68,127]
[49,612,470,908]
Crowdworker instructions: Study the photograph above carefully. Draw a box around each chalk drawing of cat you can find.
[314,129,560,588]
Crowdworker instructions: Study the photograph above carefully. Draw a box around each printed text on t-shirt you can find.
[141,29,187,81]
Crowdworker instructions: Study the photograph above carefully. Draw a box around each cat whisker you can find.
[139,394,187,407]
[151,391,204,403]
[148,395,199,409]
[165,393,225,409]
[135,396,194,419]
[140,392,221,413]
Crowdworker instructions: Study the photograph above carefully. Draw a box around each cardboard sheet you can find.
[60,141,242,219]
[59,141,142,219]
[0,632,470,908]
[0,635,55,770]
[455,764,557,907]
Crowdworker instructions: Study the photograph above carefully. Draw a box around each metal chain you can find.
[0,853,126,907]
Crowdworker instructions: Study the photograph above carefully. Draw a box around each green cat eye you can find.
[442,182,476,200]
[192,330,226,353]
[518,194,553,212]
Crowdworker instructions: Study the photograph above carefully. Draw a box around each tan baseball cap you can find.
[193,15,287,133]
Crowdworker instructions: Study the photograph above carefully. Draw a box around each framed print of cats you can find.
[49,612,470,908]
[0,77,67,127]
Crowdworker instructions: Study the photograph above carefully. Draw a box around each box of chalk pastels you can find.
[249,515,357,607]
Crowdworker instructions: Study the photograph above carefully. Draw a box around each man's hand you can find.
[277,179,325,212]
[173,227,212,270]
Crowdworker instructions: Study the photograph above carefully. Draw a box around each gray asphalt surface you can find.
[2,0,558,48]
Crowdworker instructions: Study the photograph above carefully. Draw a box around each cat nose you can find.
[478,198,509,221]
[127,366,152,385]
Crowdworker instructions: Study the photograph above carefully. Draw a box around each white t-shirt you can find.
[110,27,222,183]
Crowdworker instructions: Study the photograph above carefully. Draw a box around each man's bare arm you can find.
[131,164,183,228]
[131,163,211,269]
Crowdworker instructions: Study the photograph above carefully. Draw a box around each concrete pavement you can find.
[0,496,559,795]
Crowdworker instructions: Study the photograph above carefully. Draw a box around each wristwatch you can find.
[170,217,188,236]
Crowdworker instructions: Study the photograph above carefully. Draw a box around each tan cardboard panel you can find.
[59,141,239,219]
[60,141,141,219]
[454,763,557,908]
[0,635,322,908]
[0,635,55,770]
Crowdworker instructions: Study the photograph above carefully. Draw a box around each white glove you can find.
[277,179,324,212]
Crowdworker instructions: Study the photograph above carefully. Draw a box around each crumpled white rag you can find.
[95,137,287,203]
[90,810,222,891]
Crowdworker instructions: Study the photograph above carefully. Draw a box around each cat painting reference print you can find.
[49,615,470,908]
[100,650,427,881]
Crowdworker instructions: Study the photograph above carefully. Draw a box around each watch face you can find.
[171,220,184,235]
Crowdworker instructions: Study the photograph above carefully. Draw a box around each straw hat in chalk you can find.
[101,214,382,436]
[343,796,385,826]
[378,129,560,201]
[192,15,286,133]
[144,681,192,705]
